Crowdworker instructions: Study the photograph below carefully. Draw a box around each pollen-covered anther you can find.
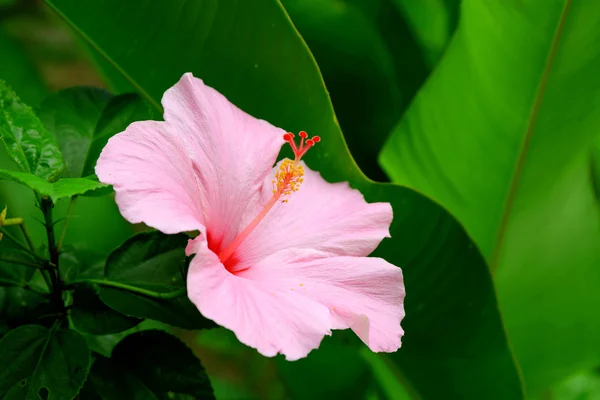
[273,159,305,198]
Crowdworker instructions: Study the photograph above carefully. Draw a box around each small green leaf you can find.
[0,324,90,400]
[0,169,108,202]
[81,331,215,399]
[0,81,64,181]
[70,285,141,335]
[97,232,215,330]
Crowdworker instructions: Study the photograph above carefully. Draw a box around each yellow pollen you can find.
[271,159,305,198]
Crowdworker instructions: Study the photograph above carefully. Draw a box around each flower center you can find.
[218,131,320,265]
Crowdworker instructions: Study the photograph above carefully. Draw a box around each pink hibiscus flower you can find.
[96,73,405,360]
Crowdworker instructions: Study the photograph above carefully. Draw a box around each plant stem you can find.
[41,198,59,267]
[57,196,77,252]
[40,198,64,312]
[68,278,186,300]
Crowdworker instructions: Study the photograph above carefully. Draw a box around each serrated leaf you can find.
[0,169,108,202]
[0,81,64,181]
[0,324,90,400]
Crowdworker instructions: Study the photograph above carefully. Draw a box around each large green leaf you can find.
[281,0,426,180]
[38,87,112,178]
[0,324,90,400]
[47,0,524,398]
[70,285,141,335]
[391,0,460,67]
[93,232,215,330]
[84,93,160,177]
[0,81,64,181]
[380,0,600,394]
[81,330,215,399]
[38,88,160,179]
[277,336,371,399]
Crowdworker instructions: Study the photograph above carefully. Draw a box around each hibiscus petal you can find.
[186,237,332,361]
[96,120,204,234]
[239,249,405,353]
[162,73,286,252]
[234,161,393,267]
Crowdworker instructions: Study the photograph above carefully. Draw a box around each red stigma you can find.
[282,131,320,160]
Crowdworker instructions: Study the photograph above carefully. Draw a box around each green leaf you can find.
[379,0,600,394]
[277,336,371,400]
[38,88,160,179]
[82,330,214,399]
[0,324,90,399]
[95,232,215,330]
[47,0,524,398]
[391,0,459,67]
[70,285,141,335]
[0,288,51,338]
[0,169,108,202]
[83,93,160,177]
[59,247,141,335]
[38,87,112,178]
[0,81,64,181]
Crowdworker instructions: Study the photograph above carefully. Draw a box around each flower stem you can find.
[40,198,64,312]
[68,278,186,300]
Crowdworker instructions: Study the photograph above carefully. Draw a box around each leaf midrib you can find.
[489,0,573,273]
